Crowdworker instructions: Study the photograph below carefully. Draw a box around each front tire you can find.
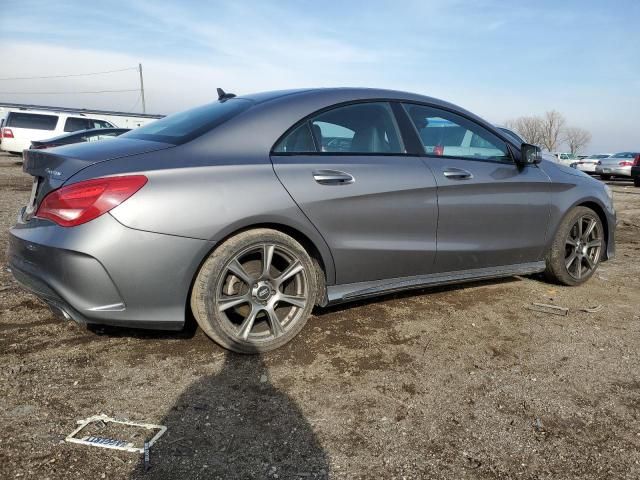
[544,207,604,286]
[191,229,317,353]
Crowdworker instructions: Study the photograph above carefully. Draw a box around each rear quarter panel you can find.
[69,144,337,284]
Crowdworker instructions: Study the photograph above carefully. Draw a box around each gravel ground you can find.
[1,151,639,479]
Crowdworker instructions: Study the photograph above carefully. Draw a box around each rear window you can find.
[6,112,58,130]
[122,99,252,144]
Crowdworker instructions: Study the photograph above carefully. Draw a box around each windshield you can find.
[611,152,636,158]
[122,99,252,144]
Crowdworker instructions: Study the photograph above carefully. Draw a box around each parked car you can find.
[632,162,640,187]
[575,153,612,174]
[30,128,130,150]
[553,152,579,167]
[8,88,616,353]
[0,110,115,154]
[595,152,640,180]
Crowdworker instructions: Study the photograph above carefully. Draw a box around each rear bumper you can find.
[7,212,213,330]
[595,165,632,177]
[576,163,597,173]
[0,137,30,154]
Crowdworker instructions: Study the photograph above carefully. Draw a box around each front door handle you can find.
[442,167,473,180]
[313,170,355,185]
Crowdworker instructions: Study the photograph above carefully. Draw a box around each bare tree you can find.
[563,127,592,154]
[504,116,544,145]
[539,110,566,152]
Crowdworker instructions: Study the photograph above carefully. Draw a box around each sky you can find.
[0,0,638,152]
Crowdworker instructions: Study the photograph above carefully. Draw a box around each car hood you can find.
[541,159,593,179]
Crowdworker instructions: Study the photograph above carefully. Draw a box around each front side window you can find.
[6,112,58,130]
[403,104,510,162]
[273,102,404,155]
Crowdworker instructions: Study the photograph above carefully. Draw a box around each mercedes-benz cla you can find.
[7,88,616,353]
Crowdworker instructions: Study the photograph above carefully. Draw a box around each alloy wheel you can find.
[215,243,309,342]
[564,215,602,280]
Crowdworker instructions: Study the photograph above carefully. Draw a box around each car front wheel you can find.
[545,207,604,286]
[191,229,317,353]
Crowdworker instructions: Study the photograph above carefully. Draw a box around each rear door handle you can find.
[442,167,473,180]
[313,170,355,185]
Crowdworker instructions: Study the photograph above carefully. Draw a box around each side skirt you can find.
[325,261,545,305]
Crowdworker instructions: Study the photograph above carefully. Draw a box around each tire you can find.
[599,174,611,181]
[544,207,604,286]
[634,177,640,188]
[190,229,317,353]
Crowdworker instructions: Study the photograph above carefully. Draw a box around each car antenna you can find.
[217,88,236,101]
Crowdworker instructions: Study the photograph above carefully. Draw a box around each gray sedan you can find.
[8,88,616,353]
[595,152,640,179]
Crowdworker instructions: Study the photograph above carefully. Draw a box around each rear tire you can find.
[634,177,640,187]
[191,229,317,353]
[544,207,603,286]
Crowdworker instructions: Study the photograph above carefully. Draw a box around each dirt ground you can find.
[1,151,639,480]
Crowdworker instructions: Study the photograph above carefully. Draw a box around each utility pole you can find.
[138,63,146,114]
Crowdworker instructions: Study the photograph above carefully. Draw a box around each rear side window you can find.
[6,112,58,130]
[122,99,252,144]
[273,123,315,153]
[88,119,112,129]
[64,117,91,132]
[273,102,405,155]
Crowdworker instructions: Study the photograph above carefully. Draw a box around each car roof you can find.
[239,87,471,112]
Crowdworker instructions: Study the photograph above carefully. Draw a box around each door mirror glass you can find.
[520,143,542,165]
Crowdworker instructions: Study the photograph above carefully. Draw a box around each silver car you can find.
[7,88,616,353]
[595,152,640,180]
[576,153,612,174]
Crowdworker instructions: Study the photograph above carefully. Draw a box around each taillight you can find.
[619,161,633,167]
[1,128,14,138]
[35,175,147,227]
[633,155,640,167]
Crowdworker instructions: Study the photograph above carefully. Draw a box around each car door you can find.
[402,103,551,273]
[270,101,438,285]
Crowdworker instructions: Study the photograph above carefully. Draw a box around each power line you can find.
[0,89,140,95]
[0,67,139,81]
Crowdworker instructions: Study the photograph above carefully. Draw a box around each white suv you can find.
[0,110,114,154]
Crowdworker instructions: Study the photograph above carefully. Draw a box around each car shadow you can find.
[129,351,330,479]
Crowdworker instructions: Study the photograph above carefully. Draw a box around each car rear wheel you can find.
[545,207,603,286]
[191,229,317,353]
[634,177,640,187]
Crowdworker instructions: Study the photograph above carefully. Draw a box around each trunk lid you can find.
[21,137,173,219]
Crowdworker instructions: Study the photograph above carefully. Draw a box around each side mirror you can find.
[519,143,542,166]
